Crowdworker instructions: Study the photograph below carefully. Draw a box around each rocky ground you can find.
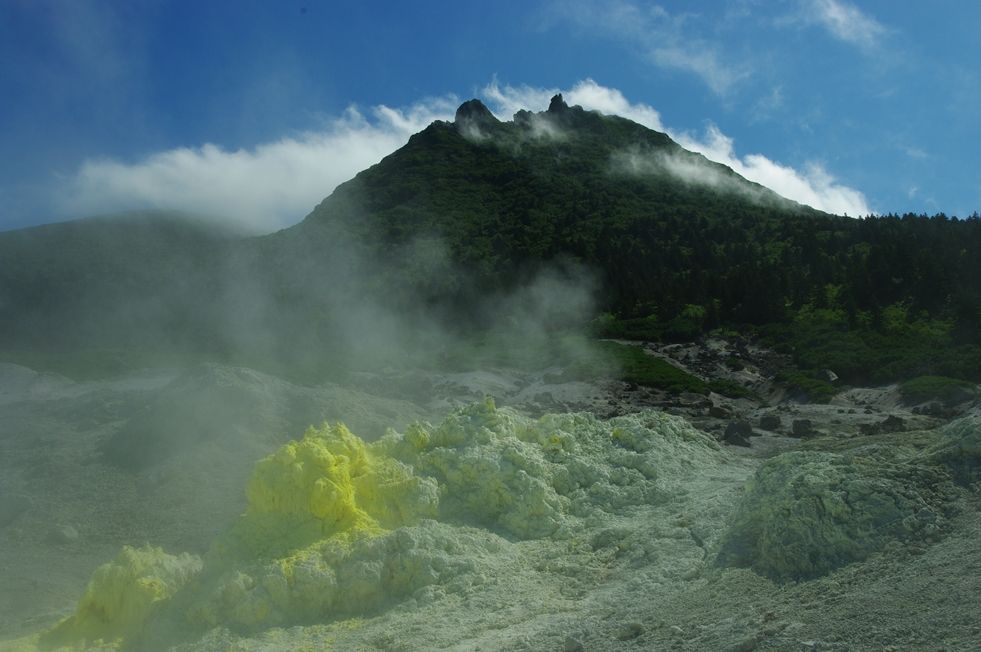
[0,337,978,650]
[349,337,973,454]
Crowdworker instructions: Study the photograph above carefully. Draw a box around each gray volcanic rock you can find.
[759,414,781,431]
[724,420,753,447]
[548,93,569,113]
[792,419,815,437]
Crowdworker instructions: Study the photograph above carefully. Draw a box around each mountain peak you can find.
[454,99,499,126]
[547,94,568,113]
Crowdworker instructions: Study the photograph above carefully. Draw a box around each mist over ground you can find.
[5,1,981,648]
[1,94,980,652]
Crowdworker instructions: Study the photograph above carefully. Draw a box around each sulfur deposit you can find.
[927,413,981,485]
[716,447,956,582]
[12,400,977,650]
[35,546,202,651]
[186,399,728,634]
[11,400,736,651]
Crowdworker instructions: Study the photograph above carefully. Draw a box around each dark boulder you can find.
[724,420,753,447]
[913,401,945,417]
[709,405,731,419]
[791,419,815,438]
[759,414,781,431]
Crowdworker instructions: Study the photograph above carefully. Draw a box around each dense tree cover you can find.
[289,100,979,328]
[279,97,981,385]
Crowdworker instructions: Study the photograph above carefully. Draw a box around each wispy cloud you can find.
[902,145,928,160]
[673,124,870,216]
[648,45,749,96]
[805,0,888,49]
[484,78,665,131]
[484,79,871,216]
[611,146,774,205]
[750,86,785,123]
[546,0,751,95]
[61,98,458,232]
[61,79,871,230]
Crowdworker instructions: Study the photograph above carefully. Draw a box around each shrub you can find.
[776,370,837,403]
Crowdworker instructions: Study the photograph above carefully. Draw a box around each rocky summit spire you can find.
[547,94,568,113]
[454,99,499,126]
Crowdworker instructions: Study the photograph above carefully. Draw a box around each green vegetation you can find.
[757,301,981,389]
[775,370,837,404]
[706,378,758,400]
[1,98,979,393]
[590,341,706,393]
[899,376,978,406]
[556,340,750,398]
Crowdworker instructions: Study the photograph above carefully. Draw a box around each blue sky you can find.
[2,0,979,231]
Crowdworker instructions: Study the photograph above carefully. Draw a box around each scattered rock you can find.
[759,414,781,431]
[709,405,731,418]
[860,415,907,436]
[791,419,815,438]
[679,392,712,410]
[820,369,839,383]
[724,420,753,447]
[913,401,945,417]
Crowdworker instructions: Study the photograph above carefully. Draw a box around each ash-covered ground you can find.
[1,338,979,651]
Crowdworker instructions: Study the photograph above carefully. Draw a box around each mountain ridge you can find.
[1,97,979,389]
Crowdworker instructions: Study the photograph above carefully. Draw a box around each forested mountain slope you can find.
[2,96,979,386]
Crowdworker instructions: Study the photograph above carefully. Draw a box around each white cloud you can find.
[483,78,665,131]
[484,79,871,216]
[673,124,870,216]
[482,82,554,122]
[807,0,887,48]
[62,97,458,232]
[611,147,771,203]
[62,79,871,230]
